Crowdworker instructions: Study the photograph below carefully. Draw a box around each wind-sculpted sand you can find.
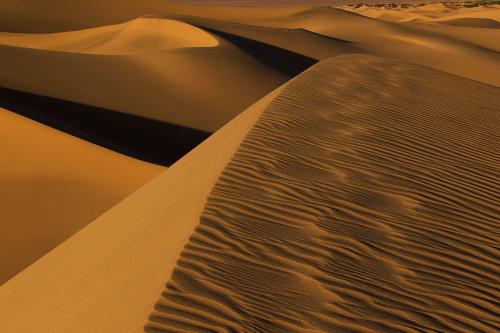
[0,87,283,333]
[0,18,218,55]
[0,1,499,332]
[146,55,500,333]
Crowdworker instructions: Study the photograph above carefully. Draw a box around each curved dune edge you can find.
[0,18,219,55]
[0,107,163,285]
[147,54,500,332]
[0,86,284,333]
[0,31,289,132]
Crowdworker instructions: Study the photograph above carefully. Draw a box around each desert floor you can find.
[0,1,498,332]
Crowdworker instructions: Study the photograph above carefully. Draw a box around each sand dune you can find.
[0,19,288,132]
[344,2,500,24]
[1,2,499,332]
[147,54,500,333]
[0,18,218,55]
[160,14,362,60]
[0,107,162,285]
[0,0,311,33]
[253,6,500,86]
[0,87,283,333]
[1,54,498,332]
[0,2,498,149]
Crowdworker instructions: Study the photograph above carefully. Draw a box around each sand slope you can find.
[255,7,500,86]
[0,18,288,132]
[0,0,311,33]
[0,2,499,332]
[1,3,498,145]
[0,107,162,285]
[0,53,498,332]
[146,55,500,332]
[0,87,283,333]
[0,18,218,55]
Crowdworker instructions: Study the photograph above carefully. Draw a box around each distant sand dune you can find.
[345,3,500,24]
[0,24,289,132]
[256,7,500,86]
[160,14,362,60]
[0,18,218,55]
[147,55,500,333]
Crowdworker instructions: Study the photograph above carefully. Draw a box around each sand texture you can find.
[146,55,500,333]
[0,1,499,332]
[0,87,283,332]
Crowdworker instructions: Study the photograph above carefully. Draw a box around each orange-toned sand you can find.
[1,54,499,332]
[0,107,163,285]
[146,54,500,333]
[0,87,283,332]
[0,1,499,333]
[0,18,219,55]
[0,1,498,134]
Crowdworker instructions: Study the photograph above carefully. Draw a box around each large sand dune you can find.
[0,2,498,148]
[1,54,498,332]
[252,6,500,86]
[0,107,162,285]
[0,87,283,332]
[146,54,500,332]
[0,18,288,133]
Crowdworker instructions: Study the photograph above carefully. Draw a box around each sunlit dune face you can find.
[0,18,219,55]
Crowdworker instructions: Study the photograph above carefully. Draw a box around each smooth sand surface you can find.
[0,107,163,285]
[0,24,288,132]
[0,87,283,333]
[252,6,500,86]
[0,0,311,33]
[147,54,500,333]
[0,18,218,55]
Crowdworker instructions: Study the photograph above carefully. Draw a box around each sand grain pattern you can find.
[147,54,500,333]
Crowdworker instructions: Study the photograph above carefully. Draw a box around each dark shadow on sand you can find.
[202,27,318,76]
[0,86,211,166]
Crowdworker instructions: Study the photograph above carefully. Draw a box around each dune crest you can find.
[0,18,218,55]
[0,87,284,333]
[147,54,500,333]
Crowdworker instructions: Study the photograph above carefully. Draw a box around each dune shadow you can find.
[202,27,318,76]
[0,86,211,166]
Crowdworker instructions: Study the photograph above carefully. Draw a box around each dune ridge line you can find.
[146,54,500,333]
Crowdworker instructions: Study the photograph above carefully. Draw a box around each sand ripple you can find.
[146,54,500,332]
